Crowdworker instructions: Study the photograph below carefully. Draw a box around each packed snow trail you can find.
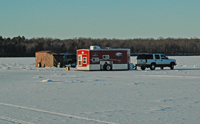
[0,102,117,124]
[0,116,35,124]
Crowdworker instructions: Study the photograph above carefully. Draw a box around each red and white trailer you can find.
[77,46,131,71]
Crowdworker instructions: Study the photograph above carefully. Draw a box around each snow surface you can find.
[0,56,200,124]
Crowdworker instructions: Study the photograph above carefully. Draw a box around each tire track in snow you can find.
[0,102,117,124]
[0,116,34,124]
[117,74,200,79]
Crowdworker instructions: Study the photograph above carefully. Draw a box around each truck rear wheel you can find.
[140,66,145,70]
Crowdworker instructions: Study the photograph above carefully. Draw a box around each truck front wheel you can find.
[170,63,175,70]
[150,63,156,70]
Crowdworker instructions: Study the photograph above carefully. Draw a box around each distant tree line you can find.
[0,36,200,57]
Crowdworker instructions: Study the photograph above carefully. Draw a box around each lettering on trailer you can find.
[115,52,123,57]
[92,52,99,56]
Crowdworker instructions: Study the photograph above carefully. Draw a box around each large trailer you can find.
[77,46,131,71]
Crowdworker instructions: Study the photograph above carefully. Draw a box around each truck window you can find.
[137,55,153,59]
[155,55,160,59]
[146,55,153,59]
[161,55,168,59]
[137,55,146,59]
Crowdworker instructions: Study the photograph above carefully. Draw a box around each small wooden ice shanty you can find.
[35,51,64,67]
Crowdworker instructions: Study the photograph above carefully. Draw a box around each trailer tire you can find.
[105,64,112,71]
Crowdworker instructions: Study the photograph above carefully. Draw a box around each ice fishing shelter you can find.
[35,51,64,67]
[77,46,130,71]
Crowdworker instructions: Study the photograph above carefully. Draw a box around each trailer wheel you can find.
[105,64,112,71]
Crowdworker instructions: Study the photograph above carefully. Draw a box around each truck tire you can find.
[140,66,145,70]
[150,63,156,70]
[170,63,175,70]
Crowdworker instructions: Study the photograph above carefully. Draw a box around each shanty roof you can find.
[36,50,52,53]
[36,51,63,56]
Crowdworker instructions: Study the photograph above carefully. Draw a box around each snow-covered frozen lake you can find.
[0,56,200,124]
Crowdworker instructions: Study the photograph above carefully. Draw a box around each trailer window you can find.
[103,55,109,59]
[78,55,82,65]
[83,57,87,64]
[92,58,99,62]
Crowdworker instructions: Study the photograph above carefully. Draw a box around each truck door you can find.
[160,54,170,65]
[155,55,162,65]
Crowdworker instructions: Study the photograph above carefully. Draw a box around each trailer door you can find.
[78,55,82,66]
[82,54,87,66]
[78,54,88,67]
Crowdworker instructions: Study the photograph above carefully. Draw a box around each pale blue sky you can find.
[1,0,200,39]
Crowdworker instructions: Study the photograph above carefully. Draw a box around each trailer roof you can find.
[77,48,130,51]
